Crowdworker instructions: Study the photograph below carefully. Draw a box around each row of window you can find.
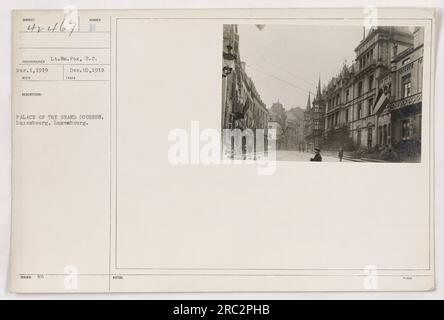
[253,106,267,128]
[354,118,420,147]
[327,73,375,111]
[358,48,374,70]
[325,72,414,129]
[355,124,389,148]
[326,97,374,128]
[357,97,374,120]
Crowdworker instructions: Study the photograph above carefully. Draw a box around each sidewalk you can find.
[276,150,348,162]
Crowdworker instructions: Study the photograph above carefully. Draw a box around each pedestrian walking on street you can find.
[310,147,322,162]
[338,147,344,162]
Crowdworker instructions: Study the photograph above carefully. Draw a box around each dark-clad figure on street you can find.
[338,147,344,162]
[310,147,322,162]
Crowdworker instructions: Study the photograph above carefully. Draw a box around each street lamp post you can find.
[222,44,237,77]
[222,43,237,130]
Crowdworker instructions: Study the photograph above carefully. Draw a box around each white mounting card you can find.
[10,8,435,292]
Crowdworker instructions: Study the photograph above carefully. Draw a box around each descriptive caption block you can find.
[15,114,104,127]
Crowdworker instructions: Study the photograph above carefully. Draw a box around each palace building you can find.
[304,26,424,158]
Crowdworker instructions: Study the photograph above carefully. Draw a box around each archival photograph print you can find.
[221,24,424,162]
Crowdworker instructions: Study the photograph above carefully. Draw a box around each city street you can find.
[276,150,348,162]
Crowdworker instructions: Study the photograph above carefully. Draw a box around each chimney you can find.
[413,27,424,48]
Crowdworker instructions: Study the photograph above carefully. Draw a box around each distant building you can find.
[268,101,286,149]
[303,79,325,151]
[270,100,286,117]
[267,114,284,150]
[285,107,305,150]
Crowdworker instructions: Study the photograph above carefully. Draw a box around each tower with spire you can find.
[303,75,325,151]
[313,76,324,104]
[306,92,311,110]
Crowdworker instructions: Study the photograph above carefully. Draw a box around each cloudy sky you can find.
[237,24,364,110]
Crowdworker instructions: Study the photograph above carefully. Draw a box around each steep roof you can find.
[316,77,322,99]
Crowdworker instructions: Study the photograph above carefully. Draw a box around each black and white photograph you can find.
[222,24,424,162]
[1,4,440,299]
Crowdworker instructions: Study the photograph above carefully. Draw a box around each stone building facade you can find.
[375,27,424,156]
[221,25,269,134]
[314,26,423,156]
